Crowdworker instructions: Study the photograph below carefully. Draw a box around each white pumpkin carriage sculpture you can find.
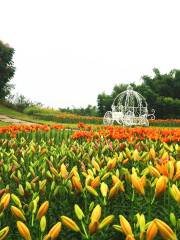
[103,85,155,126]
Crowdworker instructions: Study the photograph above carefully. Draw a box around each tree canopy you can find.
[0,40,15,99]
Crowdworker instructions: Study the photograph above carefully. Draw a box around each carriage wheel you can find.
[123,116,133,126]
[142,118,149,126]
[103,111,113,125]
[138,117,149,126]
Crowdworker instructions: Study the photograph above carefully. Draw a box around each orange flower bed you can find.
[72,125,180,143]
[0,124,64,136]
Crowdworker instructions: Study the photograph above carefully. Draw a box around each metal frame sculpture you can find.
[103,85,155,126]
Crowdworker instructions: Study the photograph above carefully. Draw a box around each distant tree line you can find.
[59,105,98,117]
[97,68,180,119]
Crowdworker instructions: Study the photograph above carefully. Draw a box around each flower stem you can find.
[81,221,89,239]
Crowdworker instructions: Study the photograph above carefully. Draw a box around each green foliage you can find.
[97,68,180,118]
[141,68,180,118]
[24,105,59,115]
[0,40,15,99]
[111,83,129,99]
[6,94,36,112]
[97,93,113,117]
[59,104,98,117]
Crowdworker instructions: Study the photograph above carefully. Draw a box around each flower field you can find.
[0,124,179,239]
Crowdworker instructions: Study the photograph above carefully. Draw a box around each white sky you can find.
[1,0,180,108]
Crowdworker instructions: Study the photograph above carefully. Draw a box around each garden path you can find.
[0,114,34,125]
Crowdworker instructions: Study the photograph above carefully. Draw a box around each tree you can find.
[0,40,15,99]
[111,83,129,99]
[135,84,158,110]
[97,92,112,116]
[141,68,180,99]
[140,68,180,118]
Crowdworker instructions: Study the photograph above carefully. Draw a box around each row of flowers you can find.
[73,124,180,143]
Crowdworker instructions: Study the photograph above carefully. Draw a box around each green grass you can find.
[0,121,11,126]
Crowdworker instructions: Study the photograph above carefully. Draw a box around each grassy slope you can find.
[0,104,77,127]
[0,121,11,126]
[0,104,55,125]
[0,104,34,120]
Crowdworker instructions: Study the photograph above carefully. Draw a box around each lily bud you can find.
[125,235,135,240]
[170,213,176,227]
[69,166,78,178]
[74,204,84,220]
[101,172,111,181]
[11,206,26,221]
[88,221,98,235]
[100,182,108,198]
[91,204,101,222]
[87,169,94,177]
[60,164,68,179]
[155,218,177,240]
[92,159,100,171]
[18,184,25,196]
[17,221,32,240]
[161,151,169,162]
[177,219,180,231]
[108,182,120,199]
[85,175,92,186]
[107,158,116,170]
[146,221,158,240]
[89,202,94,212]
[0,193,10,210]
[0,226,9,240]
[170,184,180,204]
[140,176,146,189]
[173,170,180,181]
[175,161,180,172]
[36,201,49,220]
[91,176,100,189]
[131,174,145,196]
[125,148,131,160]
[61,216,80,232]
[148,166,160,178]
[155,176,167,197]
[40,216,46,233]
[86,186,98,197]
[98,215,114,230]
[119,215,133,236]
[48,222,62,240]
[112,175,125,192]
[50,167,59,177]
[32,197,39,214]
[139,214,145,233]
[149,148,156,160]
[133,149,139,161]
[72,176,83,193]
[167,161,174,180]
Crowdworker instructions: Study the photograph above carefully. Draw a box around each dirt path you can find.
[0,115,35,125]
